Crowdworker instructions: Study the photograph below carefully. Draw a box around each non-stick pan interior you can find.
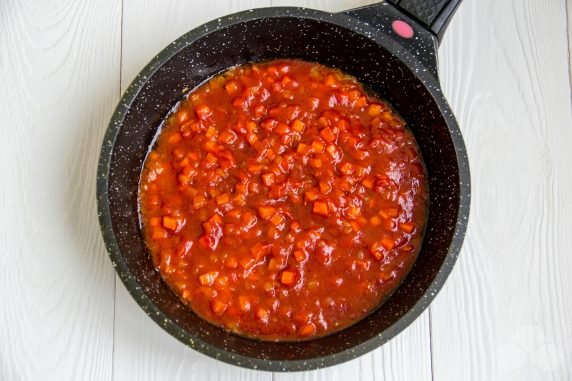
[105,15,461,366]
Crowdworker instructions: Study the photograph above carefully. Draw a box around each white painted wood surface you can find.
[0,0,570,380]
[433,1,572,380]
[0,0,120,379]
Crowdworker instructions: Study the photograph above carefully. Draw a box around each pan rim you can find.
[96,6,470,372]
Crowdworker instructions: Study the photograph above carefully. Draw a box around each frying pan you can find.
[97,0,470,371]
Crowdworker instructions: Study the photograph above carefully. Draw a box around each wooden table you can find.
[1,0,571,379]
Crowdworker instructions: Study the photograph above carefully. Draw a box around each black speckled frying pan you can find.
[97,0,470,372]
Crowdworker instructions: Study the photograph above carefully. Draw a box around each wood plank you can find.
[432,0,572,379]
[270,0,378,12]
[114,2,273,380]
[0,0,121,380]
[120,0,273,90]
[567,0,572,87]
[273,312,431,381]
[114,284,272,380]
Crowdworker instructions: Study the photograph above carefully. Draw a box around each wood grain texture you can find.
[0,0,121,380]
[269,0,378,11]
[432,0,572,379]
[120,0,273,91]
[273,311,431,381]
[567,0,572,89]
[2,0,572,380]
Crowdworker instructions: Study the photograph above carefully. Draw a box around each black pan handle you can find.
[344,0,463,78]
[386,0,462,42]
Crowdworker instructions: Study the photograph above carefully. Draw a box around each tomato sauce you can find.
[139,60,428,340]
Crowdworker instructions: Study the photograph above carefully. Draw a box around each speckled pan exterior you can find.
[97,4,470,372]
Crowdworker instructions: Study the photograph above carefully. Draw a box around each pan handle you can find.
[386,0,462,43]
[344,1,463,78]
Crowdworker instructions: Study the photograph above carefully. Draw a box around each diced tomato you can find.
[305,190,319,202]
[379,207,399,219]
[218,130,237,144]
[252,103,267,119]
[255,307,269,322]
[275,123,290,135]
[380,237,395,250]
[246,132,258,145]
[268,257,283,272]
[251,242,271,260]
[198,271,218,286]
[291,119,305,132]
[294,250,307,262]
[312,201,329,216]
[238,296,251,312]
[298,323,316,336]
[297,143,311,154]
[210,299,227,315]
[339,162,354,175]
[319,180,332,194]
[369,242,385,261]
[309,158,322,169]
[151,227,168,240]
[195,104,212,119]
[311,139,325,153]
[367,103,384,116]
[399,222,415,233]
[262,173,276,187]
[280,270,297,286]
[269,213,285,228]
[362,177,374,189]
[320,127,336,143]
[224,80,239,94]
[239,257,256,270]
[162,216,179,231]
[215,193,230,205]
[324,74,336,86]
[370,216,382,226]
[257,206,276,219]
[225,257,238,269]
[140,59,427,341]
[326,145,341,161]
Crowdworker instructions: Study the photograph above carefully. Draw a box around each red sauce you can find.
[139,60,428,340]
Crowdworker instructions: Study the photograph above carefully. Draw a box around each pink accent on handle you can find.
[392,20,414,39]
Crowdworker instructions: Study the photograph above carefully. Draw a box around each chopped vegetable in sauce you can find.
[139,59,428,340]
